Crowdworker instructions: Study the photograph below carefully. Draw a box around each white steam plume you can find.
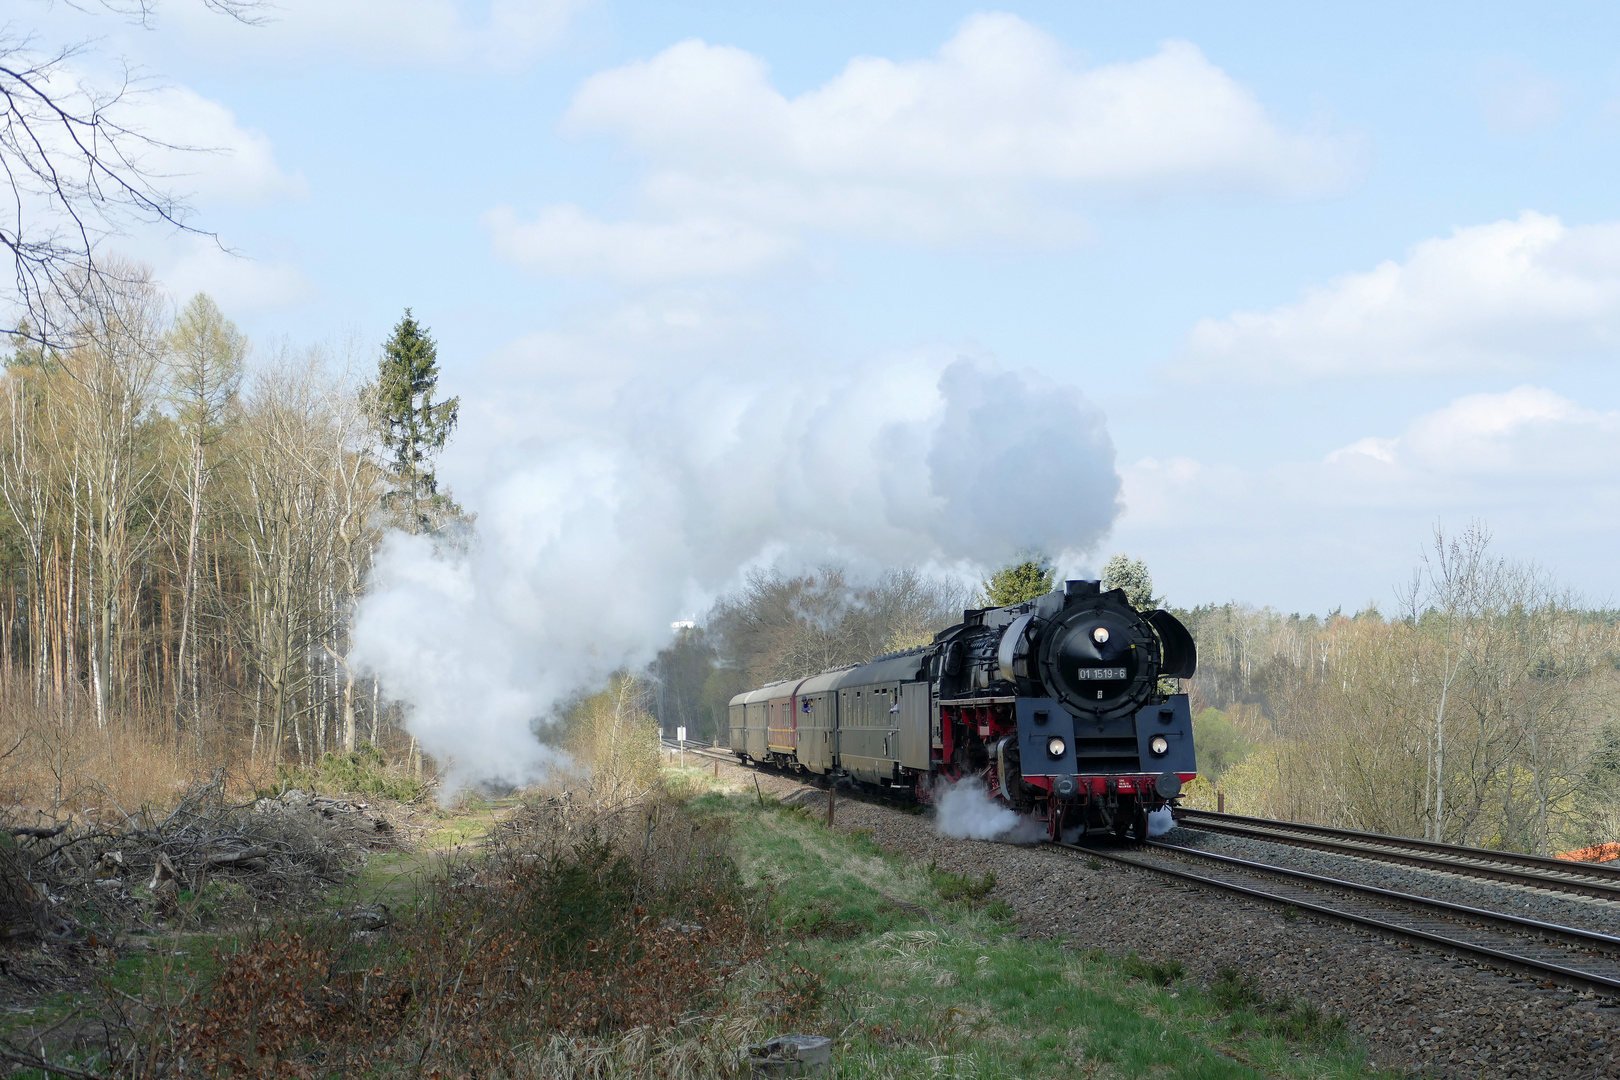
[1148,806,1176,837]
[934,778,1047,844]
[349,353,1121,792]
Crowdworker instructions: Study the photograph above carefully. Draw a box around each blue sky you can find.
[29,0,1620,615]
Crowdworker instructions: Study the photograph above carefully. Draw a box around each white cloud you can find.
[164,0,594,68]
[567,20,1353,194]
[158,239,315,313]
[13,59,304,212]
[481,204,798,282]
[1340,385,1616,477]
[1113,386,1620,609]
[136,85,307,205]
[496,14,1360,281]
[1182,212,1620,381]
[1325,436,1396,465]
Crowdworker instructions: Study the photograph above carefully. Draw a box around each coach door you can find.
[898,681,932,770]
[797,690,833,773]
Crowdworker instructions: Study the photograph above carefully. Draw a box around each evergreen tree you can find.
[981,554,1055,607]
[5,320,50,371]
[1102,553,1161,609]
[373,309,460,534]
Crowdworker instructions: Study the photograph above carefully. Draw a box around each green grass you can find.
[693,789,1402,1080]
[0,778,1401,1080]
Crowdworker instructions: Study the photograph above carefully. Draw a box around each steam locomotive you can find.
[726,579,1198,840]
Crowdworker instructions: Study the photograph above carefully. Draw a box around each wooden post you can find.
[1217,791,1225,814]
[713,758,719,778]
[827,780,835,827]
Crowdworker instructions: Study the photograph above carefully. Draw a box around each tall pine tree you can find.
[374,309,460,534]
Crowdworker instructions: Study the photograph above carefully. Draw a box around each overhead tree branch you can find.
[1,1,270,343]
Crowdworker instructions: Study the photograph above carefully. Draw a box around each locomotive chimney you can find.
[1064,579,1100,600]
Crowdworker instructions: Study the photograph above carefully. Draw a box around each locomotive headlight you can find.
[1046,736,1066,759]
[1149,735,1170,757]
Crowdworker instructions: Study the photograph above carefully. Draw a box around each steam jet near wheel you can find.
[728,579,1198,840]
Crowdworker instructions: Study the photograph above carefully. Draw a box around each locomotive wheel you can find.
[1112,811,1129,841]
[1133,805,1150,841]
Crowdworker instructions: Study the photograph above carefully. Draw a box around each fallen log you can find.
[202,846,270,867]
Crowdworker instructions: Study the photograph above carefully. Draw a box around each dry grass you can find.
[102,786,766,1078]
[0,703,228,821]
[0,679,432,824]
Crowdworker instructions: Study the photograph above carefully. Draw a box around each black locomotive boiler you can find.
[727,579,1198,839]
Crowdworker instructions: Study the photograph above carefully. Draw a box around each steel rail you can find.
[698,737,1620,995]
[1142,839,1620,955]
[1174,808,1620,902]
[1052,841,1620,998]
[1177,808,1620,879]
[660,738,725,757]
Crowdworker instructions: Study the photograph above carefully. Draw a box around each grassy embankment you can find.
[2,759,1408,1079]
[674,763,1404,1080]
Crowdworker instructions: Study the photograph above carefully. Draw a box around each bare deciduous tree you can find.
[164,292,244,746]
[1,1,266,340]
[51,259,167,730]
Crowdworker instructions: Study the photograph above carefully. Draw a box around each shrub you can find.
[275,742,428,802]
[142,790,763,1076]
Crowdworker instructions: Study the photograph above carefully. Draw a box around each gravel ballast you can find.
[710,758,1620,1079]
[1168,827,1620,940]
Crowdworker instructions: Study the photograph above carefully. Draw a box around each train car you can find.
[727,579,1198,840]
[727,679,791,763]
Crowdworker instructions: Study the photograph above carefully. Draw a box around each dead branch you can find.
[0,1041,107,1079]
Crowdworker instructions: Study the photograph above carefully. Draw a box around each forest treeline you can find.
[3,264,1613,858]
[657,535,1620,856]
[0,269,454,808]
[1179,527,1620,855]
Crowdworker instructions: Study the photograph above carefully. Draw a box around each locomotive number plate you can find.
[1075,667,1127,680]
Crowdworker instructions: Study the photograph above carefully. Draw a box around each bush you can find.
[563,674,662,799]
[141,790,763,1076]
[275,742,427,802]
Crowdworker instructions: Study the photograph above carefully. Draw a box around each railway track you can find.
[1058,836,1620,998]
[661,737,727,760]
[670,738,1620,996]
[1174,808,1620,902]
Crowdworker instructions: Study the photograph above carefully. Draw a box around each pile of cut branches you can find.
[122,789,766,1079]
[0,774,400,941]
